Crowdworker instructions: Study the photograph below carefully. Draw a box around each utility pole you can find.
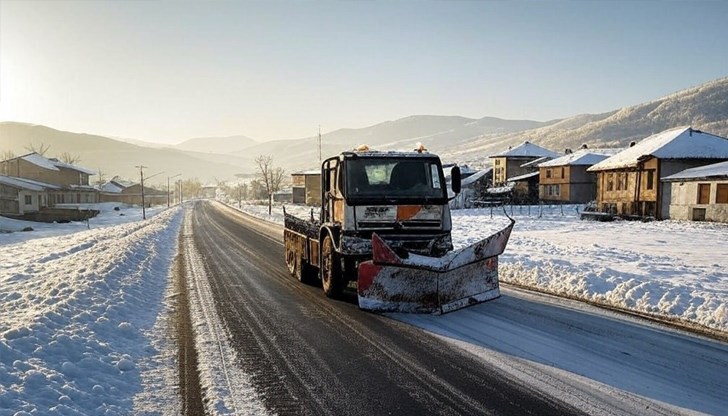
[135,165,147,219]
[167,174,181,208]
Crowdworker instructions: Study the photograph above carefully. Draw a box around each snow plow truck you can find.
[283,144,514,314]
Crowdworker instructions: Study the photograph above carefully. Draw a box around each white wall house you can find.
[0,175,59,215]
[663,161,728,223]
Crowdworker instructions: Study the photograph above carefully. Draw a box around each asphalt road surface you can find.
[184,201,728,415]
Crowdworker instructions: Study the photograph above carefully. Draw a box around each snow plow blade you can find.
[357,218,515,314]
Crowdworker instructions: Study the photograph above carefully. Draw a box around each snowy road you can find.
[185,201,728,415]
[185,201,581,415]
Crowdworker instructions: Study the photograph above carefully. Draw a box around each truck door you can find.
[321,157,341,224]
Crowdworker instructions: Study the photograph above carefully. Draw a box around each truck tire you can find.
[286,244,297,276]
[321,234,345,298]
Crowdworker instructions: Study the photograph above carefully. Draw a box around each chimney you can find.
[629,141,637,147]
[580,143,588,149]
[564,148,572,154]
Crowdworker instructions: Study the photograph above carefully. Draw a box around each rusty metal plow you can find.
[357,218,515,314]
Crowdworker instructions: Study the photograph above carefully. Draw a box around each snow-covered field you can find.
[1,199,726,414]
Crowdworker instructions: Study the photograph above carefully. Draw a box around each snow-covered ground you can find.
[236,201,728,334]
[0,204,182,415]
[1,200,726,415]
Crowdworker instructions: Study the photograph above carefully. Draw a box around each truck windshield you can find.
[345,158,446,201]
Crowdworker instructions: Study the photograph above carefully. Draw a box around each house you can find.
[587,126,728,219]
[505,171,540,204]
[0,175,60,215]
[99,179,168,206]
[490,141,560,186]
[662,160,728,223]
[201,185,217,199]
[449,168,493,209]
[538,148,621,204]
[291,170,321,205]
[273,188,293,203]
[0,153,98,205]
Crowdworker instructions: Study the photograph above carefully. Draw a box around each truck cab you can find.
[317,148,461,295]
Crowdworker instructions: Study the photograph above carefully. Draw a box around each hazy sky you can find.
[1,1,727,144]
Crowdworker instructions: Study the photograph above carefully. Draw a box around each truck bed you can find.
[284,211,320,239]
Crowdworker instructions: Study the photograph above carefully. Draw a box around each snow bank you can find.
[0,206,184,415]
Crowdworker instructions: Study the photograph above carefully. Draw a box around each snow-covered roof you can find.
[539,148,623,167]
[0,175,61,191]
[20,153,59,171]
[588,127,728,172]
[293,170,321,176]
[49,158,97,175]
[662,160,728,181]
[506,171,539,182]
[18,153,96,175]
[520,156,552,168]
[461,168,492,186]
[100,181,126,193]
[490,141,560,159]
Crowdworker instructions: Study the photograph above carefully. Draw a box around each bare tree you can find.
[0,150,15,161]
[24,143,50,156]
[255,155,286,214]
[58,152,81,164]
[95,168,107,186]
[181,178,202,199]
[235,183,248,208]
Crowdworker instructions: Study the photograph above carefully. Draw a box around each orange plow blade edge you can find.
[357,218,515,314]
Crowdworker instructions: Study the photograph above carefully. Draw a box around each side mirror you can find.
[451,165,461,194]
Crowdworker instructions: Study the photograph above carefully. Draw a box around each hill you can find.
[231,115,553,171]
[0,123,251,183]
[175,135,258,154]
[2,76,727,178]
[443,77,728,167]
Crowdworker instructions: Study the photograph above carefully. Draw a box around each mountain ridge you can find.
[2,76,727,178]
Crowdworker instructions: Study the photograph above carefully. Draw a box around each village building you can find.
[448,167,493,209]
[291,170,321,205]
[505,171,540,204]
[587,126,728,219]
[662,160,728,223]
[0,152,98,205]
[0,175,60,215]
[99,178,168,206]
[490,141,560,186]
[538,148,621,204]
[273,188,294,203]
[201,185,218,199]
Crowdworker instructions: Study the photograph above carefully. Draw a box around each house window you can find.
[561,167,565,179]
[622,173,629,190]
[717,184,728,204]
[24,195,32,205]
[616,173,623,191]
[552,184,560,196]
[646,170,655,190]
[607,173,614,191]
[697,183,711,204]
[546,169,552,179]
[495,159,500,166]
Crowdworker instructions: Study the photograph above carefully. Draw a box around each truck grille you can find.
[357,220,441,230]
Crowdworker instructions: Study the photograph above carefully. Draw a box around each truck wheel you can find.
[286,244,297,276]
[321,234,344,298]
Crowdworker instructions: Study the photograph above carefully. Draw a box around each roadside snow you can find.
[0,205,182,415]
